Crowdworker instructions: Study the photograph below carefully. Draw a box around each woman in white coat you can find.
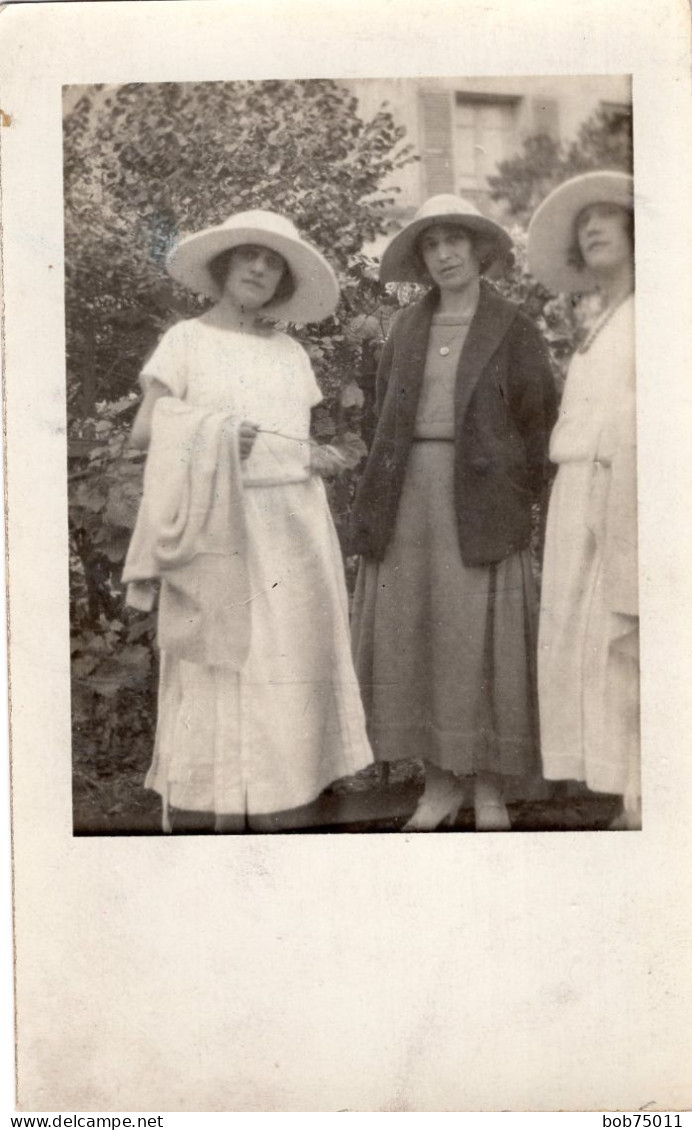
[528,171,640,829]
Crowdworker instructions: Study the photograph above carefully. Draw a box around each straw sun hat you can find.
[166,209,339,323]
[527,171,634,295]
[379,193,514,284]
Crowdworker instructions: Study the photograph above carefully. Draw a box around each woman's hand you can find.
[239,421,259,461]
[310,444,348,478]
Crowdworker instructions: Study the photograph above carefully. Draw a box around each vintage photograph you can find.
[65,75,639,837]
[5,0,692,1114]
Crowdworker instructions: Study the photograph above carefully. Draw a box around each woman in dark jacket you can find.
[350,194,557,830]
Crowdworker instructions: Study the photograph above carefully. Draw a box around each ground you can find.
[72,734,622,835]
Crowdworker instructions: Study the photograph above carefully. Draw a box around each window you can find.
[454,95,519,191]
[418,89,521,200]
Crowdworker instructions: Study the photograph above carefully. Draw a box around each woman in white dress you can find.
[528,171,640,829]
[125,210,373,831]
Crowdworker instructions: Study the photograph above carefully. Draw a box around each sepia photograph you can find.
[65,75,639,837]
[2,0,691,1114]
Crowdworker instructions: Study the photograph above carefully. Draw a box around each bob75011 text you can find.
[602,1118,683,1128]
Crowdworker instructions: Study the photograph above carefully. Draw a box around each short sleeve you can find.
[288,337,323,408]
[140,321,189,399]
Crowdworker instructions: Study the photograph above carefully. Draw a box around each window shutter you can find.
[419,91,455,195]
[531,97,559,138]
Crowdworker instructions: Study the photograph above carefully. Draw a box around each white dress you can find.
[140,314,373,815]
[538,297,639,797]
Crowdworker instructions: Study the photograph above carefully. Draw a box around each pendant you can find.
[439,346,450,356]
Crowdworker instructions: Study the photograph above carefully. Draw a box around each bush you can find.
[66,80,415,760]
[67,89,629,773]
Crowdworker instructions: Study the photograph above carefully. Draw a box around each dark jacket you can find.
[349,282,558,566]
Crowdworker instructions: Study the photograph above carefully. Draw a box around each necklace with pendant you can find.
[578,290,633,354]
[436,317,472,357]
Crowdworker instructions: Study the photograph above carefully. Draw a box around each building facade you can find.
[346,75,632,234]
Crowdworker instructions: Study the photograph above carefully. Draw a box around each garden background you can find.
[64,79,632,833]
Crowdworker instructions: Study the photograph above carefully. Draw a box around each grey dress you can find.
[351,312,540,783]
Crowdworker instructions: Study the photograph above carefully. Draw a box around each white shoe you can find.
[474,800,511,832]
[403,783,466,832]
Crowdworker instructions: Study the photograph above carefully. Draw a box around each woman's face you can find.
[576,203,633,275]
[222,244,288,310]
[418,224,481,293]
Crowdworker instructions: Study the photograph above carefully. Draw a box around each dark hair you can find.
[207,245,296,305]
[566,206,635,272]
[412,222,499,282]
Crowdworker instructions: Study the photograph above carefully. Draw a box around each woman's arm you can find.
[508,314,559,497]
[603,442,638,617]
[130,381,259,459]
[129,380,170,451]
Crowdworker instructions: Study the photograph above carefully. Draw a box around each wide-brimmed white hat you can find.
[166,209,339,323]
[379,194,513,284]
[527,171,634,295]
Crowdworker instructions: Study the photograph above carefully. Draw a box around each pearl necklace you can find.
[578,290,633,354]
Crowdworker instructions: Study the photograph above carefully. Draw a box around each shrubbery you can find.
[66,79,415,759]
[65,83,631,766]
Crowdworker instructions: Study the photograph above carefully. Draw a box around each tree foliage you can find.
[65,79,414,764]
[64,79,413,415]
[486,102,634,379]
[487,104,633,224]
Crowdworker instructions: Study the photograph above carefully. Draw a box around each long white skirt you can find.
[145,475,373,815]
[538,461,639,795]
